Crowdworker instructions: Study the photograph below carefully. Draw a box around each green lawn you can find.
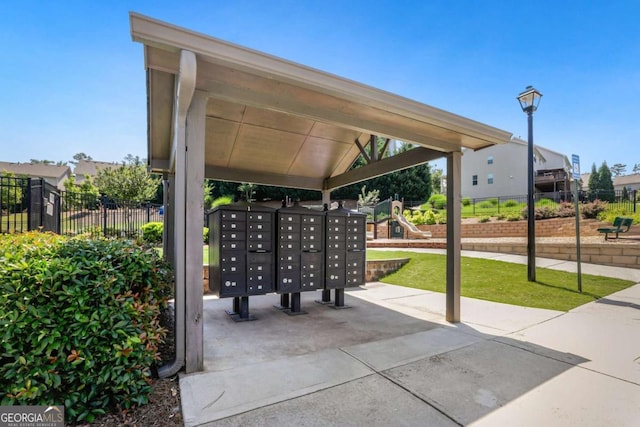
[367,250,634,311]
[0,212,28,232]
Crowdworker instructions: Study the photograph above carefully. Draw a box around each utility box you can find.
[276,203,325,293]
[208,203,275,298]
[325,203,367,289]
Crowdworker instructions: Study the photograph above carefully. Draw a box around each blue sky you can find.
[2,1,639,175]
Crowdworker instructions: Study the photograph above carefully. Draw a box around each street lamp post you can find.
[517,86,542,282]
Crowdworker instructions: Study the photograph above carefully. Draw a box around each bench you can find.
[597,217,634,240]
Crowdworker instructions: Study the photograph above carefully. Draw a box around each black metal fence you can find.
[404,189,637,216]
[1,176,162,237]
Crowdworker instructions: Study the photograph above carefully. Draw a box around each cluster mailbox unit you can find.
[208,203,275,320]
[323,203,367,307]
[208,202,366,320]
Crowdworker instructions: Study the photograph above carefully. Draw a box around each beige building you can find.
[73,160,121,184]
[461,138,570,200]
[0,161,71,190]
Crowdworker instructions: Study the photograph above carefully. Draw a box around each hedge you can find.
[0,232,173,423]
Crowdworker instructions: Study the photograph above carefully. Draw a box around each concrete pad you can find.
[202,290,440,372]
[207,374,457,427]
[470,366,640,427]
[343,327,484,371]
[180,348,374,426]
[503,307,640,384]
[357,287,563,336]
[382,339,576,426]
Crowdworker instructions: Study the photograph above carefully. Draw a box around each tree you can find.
[598,161,615,202]
[29,159,55,165]
[94,160,160,202]
[587,163,600,200]
[431,168,444,194]
[357,185,380,207]
[633,163,640,174]
[204,180,216,209]
[70,152,93,165]
[237,183,256,202]
[610,163,626,177]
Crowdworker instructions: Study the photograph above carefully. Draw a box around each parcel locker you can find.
[324,203,366,289]
[208,203,275,298]
[276,203,325,293]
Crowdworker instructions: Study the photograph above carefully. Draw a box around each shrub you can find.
[581,199,608,219]
[502,199,518,208]
[507,213,521,221]
[428,194,447,210]
[599,208,640,224]
[423,210,437,225]
[141,222,208,244]
[461,197,471,207]
[141,221,163,244]
[0,233,173,424]
[555,202,576,218]
[535,206,557,220]
[488,198,499,206]
[479,215,491,223]
[434,212,447,224]
[478,201,493,209]
[496,213,507,221]
[211,195,234,209]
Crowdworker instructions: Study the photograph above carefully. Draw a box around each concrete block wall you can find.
[366,258,410,282]
[459,241,640,269]
[418,218,606,239]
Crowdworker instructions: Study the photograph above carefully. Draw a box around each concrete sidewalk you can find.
[180,254,640,426]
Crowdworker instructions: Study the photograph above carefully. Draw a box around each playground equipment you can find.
[390,200,432,239]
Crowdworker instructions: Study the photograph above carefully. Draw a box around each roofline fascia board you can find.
[325,147,443,191]
[130,12,512,146]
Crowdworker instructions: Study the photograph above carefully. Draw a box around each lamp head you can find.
[517,86,542,113]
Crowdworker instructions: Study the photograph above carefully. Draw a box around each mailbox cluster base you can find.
[274,292,307,315]
[226,296,256,322]
[315,288,351,309]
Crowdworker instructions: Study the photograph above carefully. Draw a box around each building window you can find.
[488,173,494,184]
[472,175,478,186]
[487,156,494,165]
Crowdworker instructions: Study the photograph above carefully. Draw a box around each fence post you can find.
[102,201,108,237]
[26,178,33,231]
[634,190,637,213]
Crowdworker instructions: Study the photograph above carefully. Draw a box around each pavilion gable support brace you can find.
[184,90,206,373]
[353,136,391,165]
[446,151,461,323]
[158,49,197,378]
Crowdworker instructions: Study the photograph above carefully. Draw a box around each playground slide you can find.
[394,212,432,239]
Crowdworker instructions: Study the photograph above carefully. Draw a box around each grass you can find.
[367,250,635,311]
[0,212,28,232]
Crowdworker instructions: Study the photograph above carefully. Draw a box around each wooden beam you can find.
[446,151,462,323]
[354,139,371,163]
[184,90,206,373]
[325,147,442,191]
[205,165,324,190]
